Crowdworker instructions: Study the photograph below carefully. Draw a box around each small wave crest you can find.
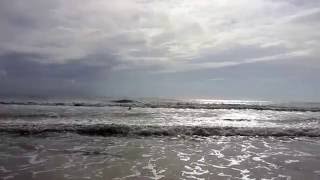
[1,101,320,112]
[1,124,320,137]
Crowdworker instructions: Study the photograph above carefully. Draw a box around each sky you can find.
[0,0,319,101]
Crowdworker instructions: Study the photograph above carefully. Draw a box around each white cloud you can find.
[208,78,224,81]
[156,49,311,73]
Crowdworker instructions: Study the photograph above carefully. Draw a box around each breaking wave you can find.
[1,100,320,112]
[1,124,320,137]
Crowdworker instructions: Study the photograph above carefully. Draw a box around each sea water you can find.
[1,98,320,180]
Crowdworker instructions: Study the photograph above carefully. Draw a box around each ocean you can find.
[1,98,320,180]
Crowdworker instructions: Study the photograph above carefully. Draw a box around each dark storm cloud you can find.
[0,52,119,97]
[0,52,117,79]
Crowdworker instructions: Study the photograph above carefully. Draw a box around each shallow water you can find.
[1,134,320,180]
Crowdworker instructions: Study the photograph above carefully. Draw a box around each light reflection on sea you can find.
[1,104,320,129]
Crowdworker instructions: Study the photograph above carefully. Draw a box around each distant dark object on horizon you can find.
[112,99,135,103]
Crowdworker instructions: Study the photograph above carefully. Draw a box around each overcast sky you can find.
[0,0,319,101]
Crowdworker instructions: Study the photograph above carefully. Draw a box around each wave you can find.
[1,100,320,112]
[0,113,61,119]
[1,124,320,137]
